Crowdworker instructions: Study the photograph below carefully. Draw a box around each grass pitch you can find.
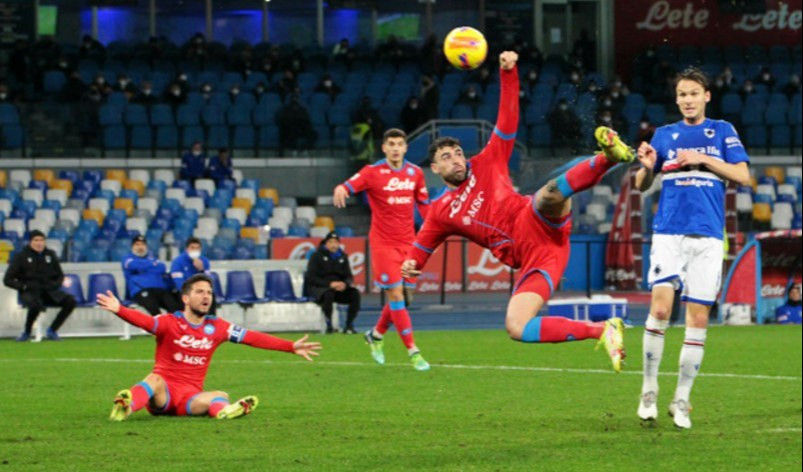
[0,325,800,471]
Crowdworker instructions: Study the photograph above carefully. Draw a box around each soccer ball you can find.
[443,27,488,70]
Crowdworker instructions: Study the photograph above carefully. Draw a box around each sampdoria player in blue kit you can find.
[634,67,751,429]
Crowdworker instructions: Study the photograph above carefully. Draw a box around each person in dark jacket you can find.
[775,283,802,325]
[180,141,206,183]
[304,232,360,334]
[206,147,234,185]
[3,230,76,341]
[122,235,182,316]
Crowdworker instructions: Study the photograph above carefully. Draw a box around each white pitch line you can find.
[3,357,801,382]
[759,428,802,434]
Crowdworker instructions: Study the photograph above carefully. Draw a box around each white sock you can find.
[675,327,707,403]
[371,328,383,340]
[642,315,669,394]
[407,346,419,356]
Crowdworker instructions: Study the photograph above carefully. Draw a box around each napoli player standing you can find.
[402,51,632,372]
[96,274,321,421]
[333,129,431,370]
[635,67,750,429]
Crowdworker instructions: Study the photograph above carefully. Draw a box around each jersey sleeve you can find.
[721,122,750,164]
[341,165,371,195]
[649,127,668,173]
[473,65,520,167]
[222,319,295,352]
[414,169,430,219]
[407,214,450,269]
[115,306,161,335]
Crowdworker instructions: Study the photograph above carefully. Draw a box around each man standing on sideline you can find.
[4,230,76,341]
[304,232,361,334]
[635,67,750,429]
[123,235,182,316]
[333,128,431,370]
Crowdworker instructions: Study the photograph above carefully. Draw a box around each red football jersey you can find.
[149,312,243,391]
[342,160,429,247]
[408,65,526,269]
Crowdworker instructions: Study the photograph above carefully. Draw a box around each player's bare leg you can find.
[505,290,624,372]
[668,302,709,430]
[110,373,168,421]
[185,390,256,419]
[639,285,674,425]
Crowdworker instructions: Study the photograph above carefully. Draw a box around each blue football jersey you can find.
[650,119,749,239]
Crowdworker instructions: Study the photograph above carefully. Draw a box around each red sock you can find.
[523,316,604,343]
[557,153,617,197]
[375,304,393,336]
[130,382,153,412]
[389,302,415,349]
[208,398,230,417]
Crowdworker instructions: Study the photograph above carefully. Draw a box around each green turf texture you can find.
[0,325,800,471]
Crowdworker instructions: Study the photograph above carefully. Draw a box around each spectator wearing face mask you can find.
[782,74,801,100]
[636,119,656,143]
[253,81,267,100]
[314,74,342,100]
[524,69,539,90]
[123,235,182,316]
[738,79,756,101]
[132,81,158,107]
[164,82,186,109]
[180,141,207,183]
[200,82,214,102]
[595,109,623,133]
[400,96,427,133]
[174,72,191,95]
[547,99,582,153]
[229,84,241,103]
[518,86,531,108]
[755,67,776,91]
[114,73,139,100]
[567,69,583,90]
[718,66,737,90]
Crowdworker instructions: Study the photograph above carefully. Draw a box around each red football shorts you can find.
[146,378,202,417]
[510,198,573,301]
[371,245,416,290]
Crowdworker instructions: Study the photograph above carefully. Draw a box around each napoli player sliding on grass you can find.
[96,273,321,421]
[402,50,632,371]
[333,129,431,370]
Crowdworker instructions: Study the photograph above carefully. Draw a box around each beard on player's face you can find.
[184,290,212,317]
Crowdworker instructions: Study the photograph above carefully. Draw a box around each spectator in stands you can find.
[277,95,316,155]
[259,57,277,81]
[457,85,482,110]
[567,69,583,90]
[79,34,104,58]
[132,81,158,107]
[782,74,801,100]
[114,74,139,100]
[717,66,737,90]
[228,84,241,103]
[738,80,756,101]
[174,72,191,95]
[200,82,214,102]
[304,232,360,334]
[351,96,384,141]
[637,119,657,143]
[123,235,182,316]
[548,99,582,153]
[332,38,350,60]
[170,237,214,313]
[3,230,76,342]
[711,76,728,100]
[419,33,443,77]
[400,97,427,133]
[61,71,86,102]
[419,75,439,122]
[206,147,234,184]
[598,94,622,118]
[377,35,405,66]
[314,74,342,100]
[93,74,108,93]
[572,29,596,72]
[524,69,539,90]
[164,82,186,109]
[253,82,268,101]
[0,83,12,103]
[55,56,72,76]
[755,67,776,91]
[775,284,802,325]
[518,86,531,108]
[181,141,207,183]
[183,33,208,62]
[596,109,623,133]
[277,69,298,101]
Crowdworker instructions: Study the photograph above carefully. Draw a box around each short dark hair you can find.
[382,128,407,143]
[674,67,710,92]
[185,237,202,248]
[181,274,212,296]
[427,136,462,163]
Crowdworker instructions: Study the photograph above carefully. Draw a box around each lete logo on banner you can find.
[466,243,512,292]
[272,237,367,292]
[615,0,802,78]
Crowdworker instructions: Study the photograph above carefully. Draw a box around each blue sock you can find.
[520,317,542,343]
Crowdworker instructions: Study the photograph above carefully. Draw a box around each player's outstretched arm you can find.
[292,334,322,361]
[477,51,519,164]
[333,184,349,208]
[240,330,322,361]
[96,290,157,333]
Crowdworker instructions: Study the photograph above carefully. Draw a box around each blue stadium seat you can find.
[439,126,480,154]
[745,125,768,149]
[0,103,20,125]
[529,124,552,147]
[232,126,255,150]
[176,105,200,126]
[202,105,226,126]
[450,104,474,119]
[645,104,666,125]
[43,70,66,94]
[225,270,268,303]
[61,274,91,307]
[156,125,179,149]
[258,126,279,149]
[525,102,550,125]
[103,126,127,150]
[227,105,252,126]
[770,126,791,149]
[130,125,152,150]
[264,270,308,302]
[269,228,285,238]
[207,125,230,149]
[765,105,789,126]
[85,247,109,262]
[741,109,764,127]
[327,107,351,126]
[720,93,743,117]
[150,104,174,126]
[1,125,24,149]
[209,271,228,303]
[287,226,309,237]
[125,105,149,126]
[86,273,121,301]
[232,246,254,260]
[335,226,354,237]
[99,105,124,126]
[180,125,204,148]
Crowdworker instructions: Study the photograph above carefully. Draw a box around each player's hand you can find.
[192,258,205,271]
[330,281,346,291]
[401,260,421,278]
[333,185,349,208]
[292,334,322,361]
[499,51,519,71]
[637,142,657,171]
[96,290,121,313]
[676,150,708,167]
